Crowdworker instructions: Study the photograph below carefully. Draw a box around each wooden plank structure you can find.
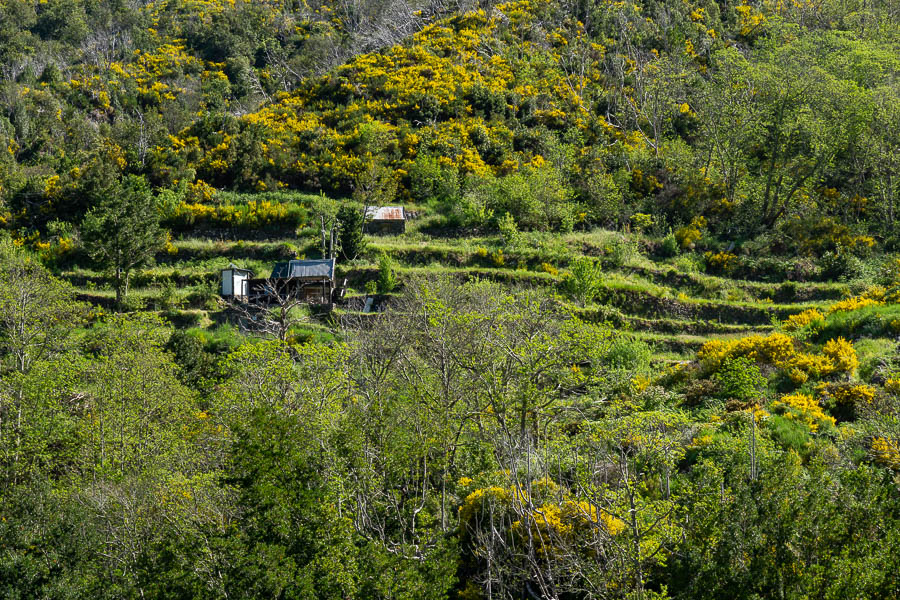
[221,265,253,299]
[221,258,345,306]
[364,206,406,234]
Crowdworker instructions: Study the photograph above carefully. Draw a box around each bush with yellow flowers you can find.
[459,477,625,553]
[675,216,707,249]
[161,199,306,231]
[783,308,825,332]
[871,437,900,470]
[698,332,859,383]
[704,251,737,274]
[817,382,876,409]
[885,378,900,395]
[821,337,859,374]
[828,295,883,314]
[770,393,835,433]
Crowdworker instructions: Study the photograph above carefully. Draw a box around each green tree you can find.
[352,158,398,210]
[748,33,870,229]
[80,313,195,478]
[573,403,690,598]
[0,240,85,485]
[562,256,603,306]
[337,204,366,260]
[81,175,165,307]
[0,239,84,376]
[376,251,397,293]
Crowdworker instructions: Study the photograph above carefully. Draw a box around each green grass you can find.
[57,223,898,381]
[817,304,900,341]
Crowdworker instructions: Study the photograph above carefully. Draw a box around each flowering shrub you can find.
[698,333,795,369]
[828,295,883,314]
[783,309,825,332]
[705,251,737,274]
[698,333,859,381]
[540,262,558,276]
[510,499,626,549]
[871,437,900,470]
[817,382,876,407]
[821,337,859,374]
[770,393,835,432]
[160,200,305,231]
[782,215,877,256]
[675,216,707,249]
[459,479,625,555]
[885,378,900,394]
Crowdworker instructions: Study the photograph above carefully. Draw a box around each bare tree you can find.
[221,278,310,343]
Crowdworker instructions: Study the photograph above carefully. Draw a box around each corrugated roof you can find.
[271,258,335,279]
[365,206,405,221]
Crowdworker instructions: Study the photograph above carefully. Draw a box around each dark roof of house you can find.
[365,206,405,221]
[223,264,253,275]
[271,258,335,280]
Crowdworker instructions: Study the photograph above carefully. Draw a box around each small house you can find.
[221,265,253,299]
[221,258,345,306]
[364,206,406,234]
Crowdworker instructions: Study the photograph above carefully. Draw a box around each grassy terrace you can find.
[61,202,874,363]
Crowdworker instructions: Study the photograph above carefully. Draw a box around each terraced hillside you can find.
[60,198,886,361]
[5,1,900,597]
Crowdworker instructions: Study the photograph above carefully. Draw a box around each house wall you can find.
[247,278,334,304]
[222,270,233,296]
[365,220,406,235]
[234,273,249,297]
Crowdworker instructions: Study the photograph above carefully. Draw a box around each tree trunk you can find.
[115,267,123,307]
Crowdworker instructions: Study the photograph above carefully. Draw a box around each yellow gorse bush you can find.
[817,382,876,407]
[783,308,825,332]
[459,480,625,542]
[826,285,893,314]
[821,337,859,374]
[871,437,900,470]
[675,216,707,249]
[698,333,858,381]
[705,251,737,273]
[698,333,795,368]
[510,500,626,553]
[828,295,883,314]
[161,200,304,230]
[770,393,835,432]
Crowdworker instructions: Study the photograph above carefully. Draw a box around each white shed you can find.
[221,266,253,298]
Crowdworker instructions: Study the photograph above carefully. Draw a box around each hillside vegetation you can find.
[2,1,900,599]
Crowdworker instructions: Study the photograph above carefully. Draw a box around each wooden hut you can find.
[364,206,406,234]
[220,265,253,299]
[249,258,338,305]
[222,259,344,306]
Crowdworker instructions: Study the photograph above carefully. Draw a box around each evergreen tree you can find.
[81,176,165,308]
[336,204,366,261]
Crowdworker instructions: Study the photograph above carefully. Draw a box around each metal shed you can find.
[247,258,340,306]
[364,206,406,234]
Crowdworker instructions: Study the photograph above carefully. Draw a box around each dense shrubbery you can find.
[3,0,900,250]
